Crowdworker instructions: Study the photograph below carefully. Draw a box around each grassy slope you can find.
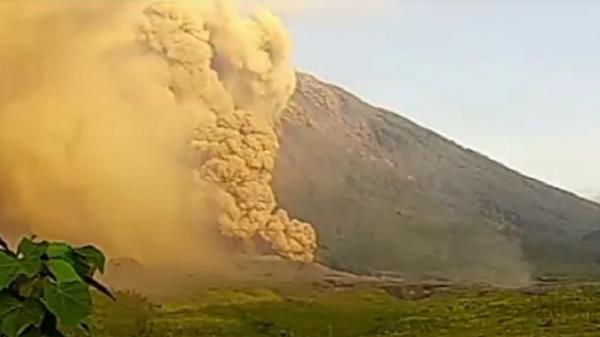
[93,284,600,337]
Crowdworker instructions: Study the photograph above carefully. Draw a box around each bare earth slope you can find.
[274,73,600,283]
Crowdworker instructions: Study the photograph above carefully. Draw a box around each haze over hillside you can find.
[2,1,599,288]
[274,73,600,285]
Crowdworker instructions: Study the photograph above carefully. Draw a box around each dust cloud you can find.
[0,0,317,268]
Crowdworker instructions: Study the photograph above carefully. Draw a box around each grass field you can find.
[91,283,600,337]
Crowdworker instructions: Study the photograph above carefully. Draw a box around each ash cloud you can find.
[0,0,317,267]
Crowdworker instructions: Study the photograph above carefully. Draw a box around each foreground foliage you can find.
[94,283,600,337]
[0,236,112,337]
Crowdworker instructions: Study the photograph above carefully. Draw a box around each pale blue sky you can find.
[255,1,600,198]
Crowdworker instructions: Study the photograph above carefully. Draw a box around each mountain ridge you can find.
[289,73,598,209]
[273,72,600,284]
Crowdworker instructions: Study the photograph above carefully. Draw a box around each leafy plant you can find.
[0,235,113,337]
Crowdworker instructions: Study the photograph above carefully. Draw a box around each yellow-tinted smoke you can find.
[0,1,317,266]
[140,1,317,262]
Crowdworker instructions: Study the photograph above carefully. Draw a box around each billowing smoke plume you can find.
[139,1,317,262]
[0,1,317,266]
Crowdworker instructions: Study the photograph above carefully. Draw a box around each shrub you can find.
[0,235,113,337]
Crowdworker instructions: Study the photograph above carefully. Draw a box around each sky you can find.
[248,0,600,199]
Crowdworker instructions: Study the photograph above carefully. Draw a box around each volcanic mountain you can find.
[273,73,600,284]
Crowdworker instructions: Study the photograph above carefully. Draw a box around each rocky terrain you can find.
[273,73,600,284]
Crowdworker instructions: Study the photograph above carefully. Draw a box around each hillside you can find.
[273,73,600,284]
[93,284,600,337]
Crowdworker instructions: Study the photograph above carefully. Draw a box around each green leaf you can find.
[42,282,91,327]
[0,294,20,318]
[18,238,48,258]
[20,256,42,277]
[0,252,23,290]
[46,243,72,259]
[46,260,82,284]
[18,278,44,298]
[0,299,45,337]
[74,246,106,274]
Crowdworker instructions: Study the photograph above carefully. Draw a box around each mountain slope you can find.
[273,73,600,284]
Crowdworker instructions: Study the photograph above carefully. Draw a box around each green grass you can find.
[91,284,600,337]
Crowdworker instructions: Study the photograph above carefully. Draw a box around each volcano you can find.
[273,73,600,283]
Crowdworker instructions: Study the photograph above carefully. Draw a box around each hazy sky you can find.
[251,1,600,198]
